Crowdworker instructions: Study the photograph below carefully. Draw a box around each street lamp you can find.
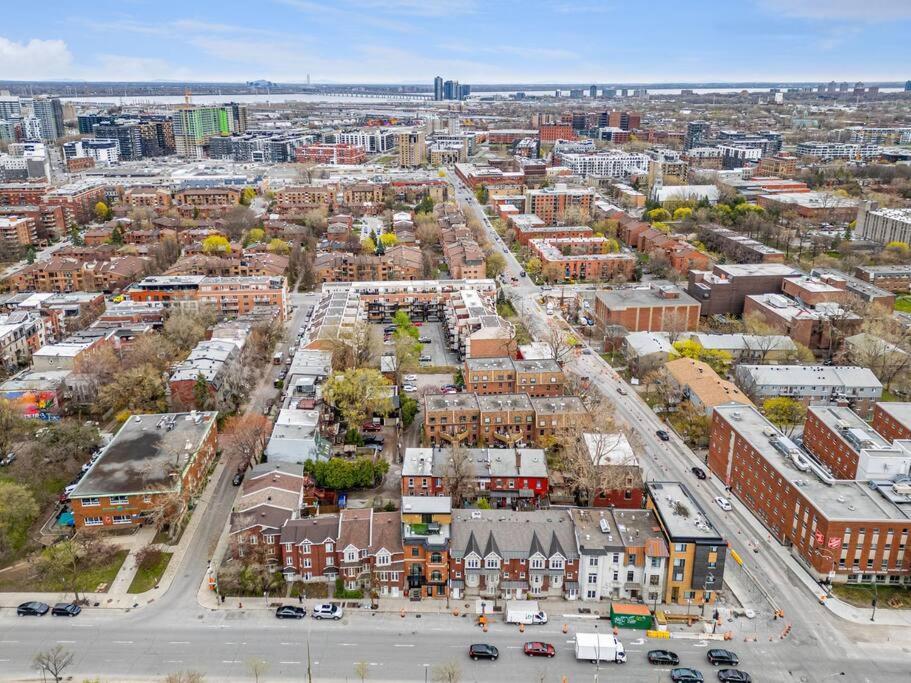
[871,581,878,622]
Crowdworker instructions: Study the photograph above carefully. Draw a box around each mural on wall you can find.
[1,389,59,420]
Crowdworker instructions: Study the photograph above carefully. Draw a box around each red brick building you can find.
[463,357,565,397]
[872,403,911,442]
[594,284,701,334]
[538,123,576,143]
[295,143,367,165]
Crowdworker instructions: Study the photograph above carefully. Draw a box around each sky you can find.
[1,0,910,84]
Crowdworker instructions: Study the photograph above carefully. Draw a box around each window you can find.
[84,516,102,526]
[587,589,597,599]
[588,557,598,568]
[142,495,152,504]
[587,574,597,584]
[108,495,129,505]
[326,555,335,566]
[466,557,480,569]
[249,536,258,545]
[530,557,544,570]
[411,547,419,557]
[112,515,131,524]
[346,550,357,562]
[626,571,634,582]
[81,498,100,507]
[325,542,334,553]
[550,557,564,570]
[285,558,294,566]
[302,543,311,554]
[376,552,390,566]
[485,556,500,569]
[430,552,443,564]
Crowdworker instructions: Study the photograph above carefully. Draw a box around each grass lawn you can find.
[127,550,172,594]
[497,300,517,318]
[290,581,329,599]
[154,515,189,545]
[895,296,911,313]
[0,549,128,593]
[832,583,911,609]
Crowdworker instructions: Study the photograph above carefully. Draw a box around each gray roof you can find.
[280,515,340,545]
[450,509,578,561]
[595,284,699,311]
[735,365,882,391]
[401,496,452,514]
[402,447,548,479]
[72,412,217,497]
[646,481,724,543]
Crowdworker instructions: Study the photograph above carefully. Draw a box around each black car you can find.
[232,472,245,486]
[671,669,704,683]
[275,605,307,619]
[656,429,670,441]
[51,603,81,617]
[468,644,499,661]
[717,670,751,683]
[17,601,49,616]
[691,466,707,480]
[647,649,680,665]
[363,436,384,446]
[707,649,739,666]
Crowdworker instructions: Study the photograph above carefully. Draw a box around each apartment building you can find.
[525,185,595,224]
[756,154,798,177]
[710,404,911,584]
[228,467,310,560]
[856,204,911,246]
[43,181,108,225]
[401,447,549,506]
[529,237,636,282]
[854,265,911,293]
[554,151,649,179]
[402,496,452,599]
[128,275,288,319]
[274,185,334,211]
[695,224,784,264]
[687,263,802,316]
[6,255,148,293]
[593,284,701,334]
[734,364,882,417]
[513,222,593,246]
[122,187,172,208]
[538,123,575,142]
[449,509,580,601]
[0,204,66,240]
[396,130,426,168]
[663,357,752,416]
[742,292,861,353]
[169,338,241,409]
[757,192,859,222]
[571,508,668,604]
[872,403,911,442]
[0,310,46,371]
[795,141,881,161]
[444,288,515,360]
[337,509,404,596]
[463,356,565,397]
[70,412,218,529]
[295,143,367,165]
[422,393,588,447]
[0,215,37,248]
[646,482,726,606]
[173,187,241,208]
[313,246,423,283]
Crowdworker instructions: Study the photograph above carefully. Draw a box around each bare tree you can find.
[246,657,269,683]
[330,320,374,370]
[662,309,691,344]
[220,414,272,471]
[544,326,574,365]
[432,660,462,683]
[33,645,74,682]
[164,672,206,683]
[445,443,477,507]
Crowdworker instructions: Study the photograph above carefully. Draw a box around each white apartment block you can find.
[335,129,397,153]
[796,142,881,161]
[557,151,649,179]
[857,202,911,245]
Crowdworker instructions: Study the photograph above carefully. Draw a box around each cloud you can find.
[275,0,415,32]
[93,54,193,82]
[0,36,74,79]
[759,0,911,20]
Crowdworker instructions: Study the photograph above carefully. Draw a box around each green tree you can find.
[25,245,36,264]
[415,195,434,214]
[193,373,213,410]
[379,232,398,247]
[485,251,506,278]
[97,365,168,416]
[94,201,111,221]
[109,224,124,245]
[476,498,491,510]
[762,397,807,436]
[323,368,393,429]
[400,395,419,427]
[393,310,419,339]
[240,187,256,206]
[525,256,542,278]
[0,481,39,556]
[646,207,671,222]
[243,227,265,246]
[304,456,389,490]
[475,186,489,204]
[69,226,84,246]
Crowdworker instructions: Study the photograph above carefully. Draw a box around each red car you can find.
[523,642,556,658]
[362,423,382,432]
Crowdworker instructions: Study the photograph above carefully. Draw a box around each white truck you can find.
[505,600,548,625]
[574,633,627,664]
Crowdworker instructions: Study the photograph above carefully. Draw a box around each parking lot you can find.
[377,321,459,369]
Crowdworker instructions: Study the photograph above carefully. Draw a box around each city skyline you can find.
[1,0,910,84]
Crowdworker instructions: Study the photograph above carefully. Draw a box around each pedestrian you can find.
[221,594,226,604]
[298,594,302,604]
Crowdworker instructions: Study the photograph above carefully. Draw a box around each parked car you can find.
[403,384,417,393]
[519,271,526,277]
[617,387,627,395]
[714,496,733,512]
[717,670,752,682]
[275,605,307,619]
[523,642,555,657]
[707,649,739,666]
[671,668,704,682]
[363,436,384,446]
[403,374,418,382]
[691,466,707,480]
[419,355,432,363]
[418,337,431,343]
[311,603,343,620]
[232,472,244,486]
[647,649,679,665]
[441,387,458,394]
[17,601,49,616]
[0,452,16,467]
[468,644,499,661]
[51,603,81,617]
[656,429,670,441]
[362,422,383,432]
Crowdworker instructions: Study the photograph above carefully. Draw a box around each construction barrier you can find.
[730,548,743,566]
[647,629,671,639]
[780,624,792,639]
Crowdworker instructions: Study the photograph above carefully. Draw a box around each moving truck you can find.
[505,600,548,625]
[574,633,626,664]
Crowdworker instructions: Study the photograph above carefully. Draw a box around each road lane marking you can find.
[56,640,76,643]
[222,660,241,663]
[0,640,18,643]
[114,641,133,644]
[393,644,414,648]
[165,660,183,664]
[168,641,190,645]
[280,661,301,664]
[339,642,357,646]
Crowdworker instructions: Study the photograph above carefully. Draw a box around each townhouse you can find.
[6,255,149,293]
[70,412,218,529]
[128,275,288,319]
[449,509,580,601]
[422,393,589,447]
[571,508,668,604]
[313,246,423,283]
[401,447,549,507]
[463,356,566,397]
[695,224,784,264]
[337,509,405,597]
[402,496,452,599]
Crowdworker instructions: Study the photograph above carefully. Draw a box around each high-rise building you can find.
[459,84,470,99]
[173,105,238,158]
[684,120,710,151]
[227,103,248,133]
[906,80,911,92]
[589,85,598,98]
[434,76,444,101]
[0,96,22,120]
[95,122,143,161]
[32,97,64,140]
[396,130,426,168]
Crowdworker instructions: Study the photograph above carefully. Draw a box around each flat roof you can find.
[401,496,452,514]
[715,404,911,521]
[646,481,724,542]
[809,405,892,451]
[873,403,911,430]
[736,364,882,390]
[72,412,217,497]
[713,263,801,278]
[595,285,699,310]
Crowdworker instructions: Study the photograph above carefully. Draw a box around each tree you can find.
[672,207,693,221]
[268,238,290,255]
[485,251,506,279]
[354,661,370,682]
[0,481,39,557]
[674,401,712,447]
[415,195,434,214]
[246,658,269,683]
[32,420,100,467]
[762,397,807,436]
[202,235,231,255]
[525,256,542,278]
[33,645,74,683]
[109,224,125,245]
[0,398,33,462]
[432,660,462,683]
[37,536,116,602]
[361,236,377,253]
[662,309,692,344]
[240,187,256,206]
[243,227,265,246]
[646,207,671,222]
[544,326,574,365]
[220,414,272,472]
[222,205,259,240]
[323,368,393,429]
[393,331,422,382]
[193,373,213,411]
[330,320,373,370]
[379,232,398,247]
[304,456,389,490]
[94,201,111,221]
[672,339,732,376]
[97,365,168,416]
[445,444,477,507]
[541,261,564,284]
[163,308,215,353]
[164,672,206,683]
[400,394,419,427]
